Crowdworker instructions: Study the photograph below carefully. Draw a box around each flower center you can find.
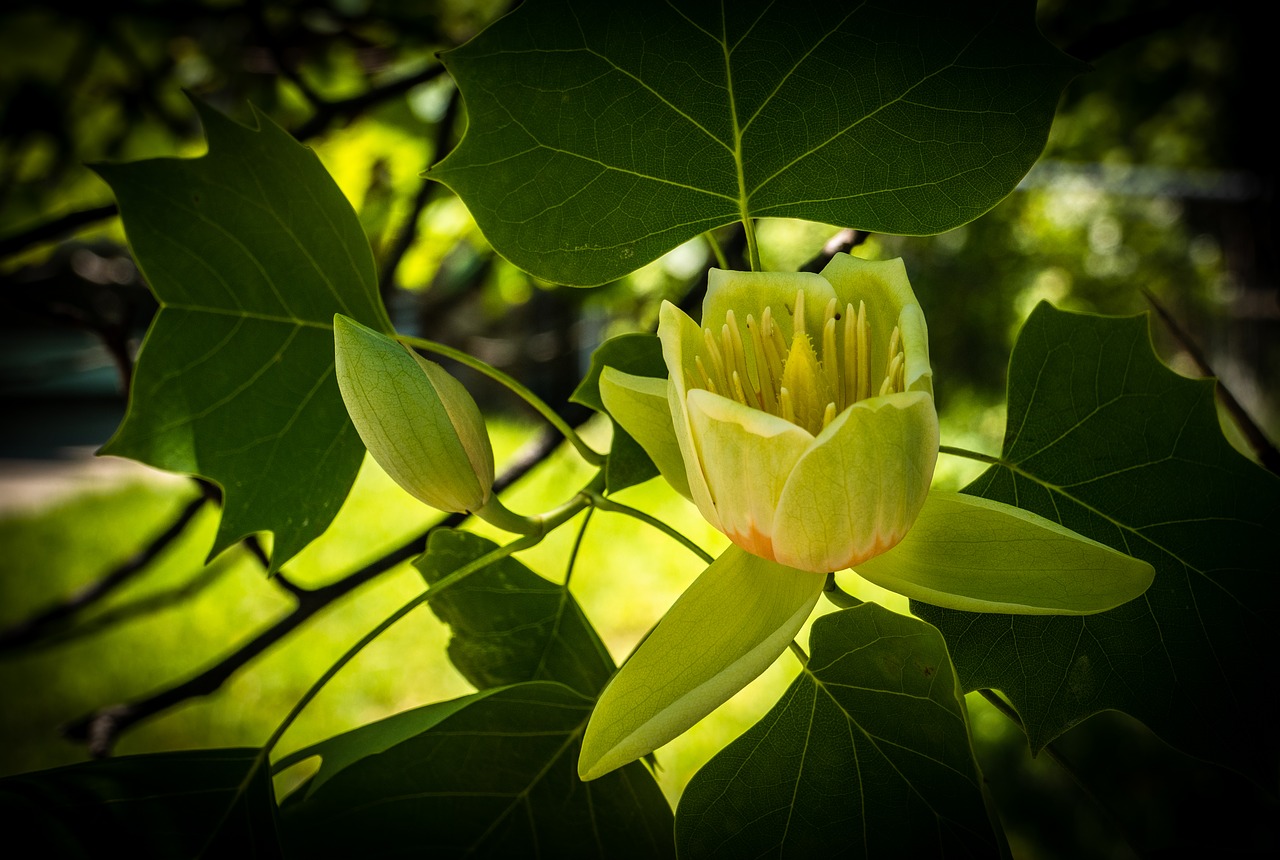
[689,290,907,435]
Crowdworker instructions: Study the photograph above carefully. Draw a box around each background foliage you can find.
[1,0,1275,857]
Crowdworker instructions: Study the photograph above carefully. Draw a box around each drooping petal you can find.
[599,366,690,499]
[685,389,815,559]
[853,491,1156,614]
[658,300,723,530]
[772,391,938,572]
[819,254,933,396]
[578,546,824,781]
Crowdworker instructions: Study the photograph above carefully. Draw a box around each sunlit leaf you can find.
[415,529,615,696]
[429,0,1082,284]
[281,683,674,858]
[96,101,391,569]
[675,604,1002,858]
[914,304,1280,788]
[0,749,280,857]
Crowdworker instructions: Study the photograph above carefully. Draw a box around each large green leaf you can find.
[280,682,675,858]
[415,529,615,697]
[0,749,280,858]
[914,304,1280,788]
[429,0,1082,285]
[675,604,1002,858]
[96,101,391,569]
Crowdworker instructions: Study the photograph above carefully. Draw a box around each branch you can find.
[0,204,119,260]
[62,424,565,756]
[290,64,448,141]
[0,480,219,651]
[1142,288,1280,476]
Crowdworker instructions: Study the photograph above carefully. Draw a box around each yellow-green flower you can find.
[655,254,936,572]
[579,255,1155,781]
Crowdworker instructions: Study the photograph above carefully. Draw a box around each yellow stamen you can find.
[822,401,836,429]
[856,301,870,402]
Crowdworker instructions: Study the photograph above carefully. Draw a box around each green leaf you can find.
[274,692,494,801]
[281,683,675,858]
[96,101,391,569]
[0,749,281,858]
[675,605,1003,858]
[429,0,1082,285]
[415,529,615,697]
[573,332,670,491]
[580,546,824,781]
[855,490,1154,613]
[914,304,1280,788]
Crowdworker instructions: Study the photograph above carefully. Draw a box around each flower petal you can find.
[686,388,815,560]
[599,366,690,498]
[659,300,723,530]
[772,391,938,572]
[854,490,1156,614]
[819,254,933,396]
[578,546,823,781]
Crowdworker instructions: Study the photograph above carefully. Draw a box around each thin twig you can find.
[1141,288,1280,476]
[0,204,119,260]
[0,481,218,651]
[291,64,448,141]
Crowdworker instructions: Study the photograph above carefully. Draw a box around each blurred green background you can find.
[1,1,1275,857]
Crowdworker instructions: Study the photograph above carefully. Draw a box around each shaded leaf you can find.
[415,529,615,697]
[0,749,280,858]
[97,101,391,569]
[281,683,674,858]
[675,604,1002,858]
[274,691,494,800]
[572,332,668,490]
[914,304,1280,788]
[430,0,1082,284]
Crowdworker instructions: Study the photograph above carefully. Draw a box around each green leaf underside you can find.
[429,0,1082,285]
[0,749,280,858]
[914,304,1280,788]
[281,683,675,858]
[97,101,390,569]
[415,529,616,697]
[572,332,669,490]
[676,605,1001,859]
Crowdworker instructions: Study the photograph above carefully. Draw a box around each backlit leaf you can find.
[97,101,391,569]
[675,604,1002,858]
[430,0,1082,284]
[914,304,1280,788]
[281,683,674,858]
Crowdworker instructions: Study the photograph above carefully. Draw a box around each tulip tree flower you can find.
[578,254,1155,781]
[334,315,494,515]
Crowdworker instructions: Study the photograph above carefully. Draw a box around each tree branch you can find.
[0,480,220,651]
[62,424,565,756]
[1142,288,1280,476]
[0,204,119,261]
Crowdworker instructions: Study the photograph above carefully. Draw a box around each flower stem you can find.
[703,230,729,270]
[398,334,605,467]
[584,490,714,564]
[742,217,762,272]
[822,572,863,608]
[939,444,1003,466]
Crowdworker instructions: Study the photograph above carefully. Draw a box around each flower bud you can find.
[334,315,494,513]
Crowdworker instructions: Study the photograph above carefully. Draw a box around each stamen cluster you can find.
[689,289,907,436]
